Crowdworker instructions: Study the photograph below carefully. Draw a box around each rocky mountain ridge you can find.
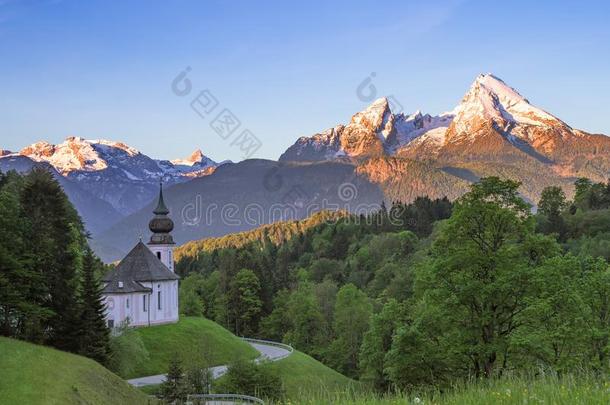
[1,137,223,219]
[282,73,610,171]
[281,73,610,204]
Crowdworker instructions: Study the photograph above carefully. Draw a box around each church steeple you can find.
[153,182,169,215]
[148,182,175,245]
[148,182,176,271]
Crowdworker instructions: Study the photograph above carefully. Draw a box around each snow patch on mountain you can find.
[390,111,454,152]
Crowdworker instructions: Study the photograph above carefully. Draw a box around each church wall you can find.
[146,280,179,325]
[103,290,164,328]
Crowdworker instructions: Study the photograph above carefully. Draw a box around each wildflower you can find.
[413,397,422,404]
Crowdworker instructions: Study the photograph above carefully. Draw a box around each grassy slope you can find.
[268,350,360,399]
[290,374,610,404]
[128,316,258,378]
[0,337,150,405]
[142,349,358,398]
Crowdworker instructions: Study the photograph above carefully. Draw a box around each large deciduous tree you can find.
[228,269,262,336]
[327,283,372,377]
[359,299,404,389]
[407,177,559,379]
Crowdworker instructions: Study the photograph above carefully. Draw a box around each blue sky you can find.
[1,0,609,162]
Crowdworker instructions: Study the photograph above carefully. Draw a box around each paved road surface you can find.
[127,339,292,387]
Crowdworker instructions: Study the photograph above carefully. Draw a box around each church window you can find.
[108,319,114,328]
[143,295,147,312]
[157,251,161,260]
[158,291,162,310]
[126,298,129,308]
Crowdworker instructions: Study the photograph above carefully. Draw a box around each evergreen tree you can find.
[20,169,84,351]
[0,171,51,339]
[159,356,186,403]
[78,248,110,365]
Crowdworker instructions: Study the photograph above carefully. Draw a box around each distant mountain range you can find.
[2,73,609,261]
[282,74,610,166]
[0,137,223,234]
[282,74,610,202]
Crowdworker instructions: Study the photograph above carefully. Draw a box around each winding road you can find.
[127,338,293,388]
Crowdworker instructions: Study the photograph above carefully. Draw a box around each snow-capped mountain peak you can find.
[20,137,110,173]
[450,73,564,141]
[351,97,392,131]
[187,149,205,163]
[16,137,220,176]
[5,136,222,216]
[170,149,213,167]
[280,97,453,161]
[281,73,603,163]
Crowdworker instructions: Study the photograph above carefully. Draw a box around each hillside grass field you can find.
[0,337,150,405]
[142,349,359,399]
[268,350,360,399]
[209,348,360,400]
[287,374,610,404]
[127,316,258,378]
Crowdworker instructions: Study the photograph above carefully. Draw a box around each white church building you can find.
[102,184,180,328]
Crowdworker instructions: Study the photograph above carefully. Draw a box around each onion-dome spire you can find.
[153,182,170,215]
[148,182,175,245]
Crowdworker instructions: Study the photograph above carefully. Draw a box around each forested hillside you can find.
[175,210,348,264]
[176,176,610,392]
[0,169,110,365]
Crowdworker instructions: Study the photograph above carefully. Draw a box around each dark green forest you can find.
[0,169,110,365]
[176,176,610,391]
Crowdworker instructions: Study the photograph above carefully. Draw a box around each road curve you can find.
[127,338,293,388]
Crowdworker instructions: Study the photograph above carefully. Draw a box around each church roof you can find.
[102,279,151,294]
[102,241,179,294]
